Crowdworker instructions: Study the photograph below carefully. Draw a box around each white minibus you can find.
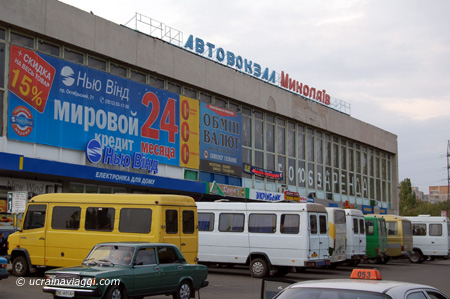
[197,201,330,277]
[405,215,450,263]
[344,209,366,265]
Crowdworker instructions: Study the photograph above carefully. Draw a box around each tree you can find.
[399,178,417,216]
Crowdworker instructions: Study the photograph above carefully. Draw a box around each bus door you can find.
[179,208,198,264]
[309,213,328,260]
[20,204,47,266]
[162,207,181,251]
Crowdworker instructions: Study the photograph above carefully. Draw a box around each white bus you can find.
[325,207,347,266]
[404,215,450,263]
[344,209,366,265]
[197,201,330,277]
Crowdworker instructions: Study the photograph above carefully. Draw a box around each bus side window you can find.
[366,220,374,235]
[198,212,214,231]
[23,205,47,230]
[182,210,195,234]
[165,210,178,234]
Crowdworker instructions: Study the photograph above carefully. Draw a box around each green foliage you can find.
[399,178,450,216]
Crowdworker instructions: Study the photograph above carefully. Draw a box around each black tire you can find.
[104,285,123,299]
[409,250,424,264]
[250,258,268,278]
[173,280,192,299]
[381,256,390,264]
[12,256,29,277]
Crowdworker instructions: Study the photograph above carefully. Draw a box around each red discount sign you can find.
[9,45,55,113]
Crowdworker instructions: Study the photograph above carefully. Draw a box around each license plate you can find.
[55,290,75,298]
[315,260,326,266]
[312,253,318,257]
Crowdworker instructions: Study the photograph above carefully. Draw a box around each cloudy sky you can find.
[60,0,450,193]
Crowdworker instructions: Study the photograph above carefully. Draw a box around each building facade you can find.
[428,186,449,203]
[0,0,398,223]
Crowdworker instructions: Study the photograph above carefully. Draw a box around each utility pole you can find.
[447,141,450,214]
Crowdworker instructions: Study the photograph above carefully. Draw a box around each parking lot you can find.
[1,258,449,298]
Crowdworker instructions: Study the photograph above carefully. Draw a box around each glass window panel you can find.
[319,215,327,234]
[255,119,264,150]
[308,162,315,189]
[255,151,263,168]
[315,137,322,164]
[200,92,212,103]
[184,87,197,99]
[348,148,354,171]
[182,210,195,234]
[266,123,275,152]
[119,208,152,233]
[214,97,227,108]
[310,215,317,234]
[356,151,361,173]
[130,70,146,83]
[266,114,274,123]
[277,125,285,155]
[287,126,295,157]
[228,102,239,112]
[168,82,181,94]
[51,206,80,230]
[10,32,33,48]
[333,169,340,193]
[333,143,339,168]
[242,107,251,116]
[325,167,332,192]
[198,213,214,231]
[266,153,275,171]
[278,155,286,184]
[88,56,106,70]
[281,214,299,234]
[430,224,442,236]
[110,63,127,77]
[0,42,4,88]
[85,207,114,231]
[0,29,5,40]
[38,41,60,56]
[298,160,306,188]
[165,210,178,234]
[248,214,276,233]
[387,222,398,235]
[64,48,84,64]
[341,145,347,170]
[359,219,365,234]
[242,147,251,164]
[219,213,244,232]
[297,129,305,160]
[150,76,164,89]
[307,134,314,161]
[341,171,347,194]
[325,139,331,166]
[353,218,359,234]
[288,158,296,186]
[242,116,252,147]
[23,205,47,230]
[316,165,323,190]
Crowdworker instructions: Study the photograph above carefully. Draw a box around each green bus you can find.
[364,215,389,263]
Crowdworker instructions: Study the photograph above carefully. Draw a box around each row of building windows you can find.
[0,27,394,205]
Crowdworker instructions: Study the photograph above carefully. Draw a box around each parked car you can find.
[266,269,449,299]
[43,242,208,299]
[0,256,9,280]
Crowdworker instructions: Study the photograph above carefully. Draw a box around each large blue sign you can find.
[8,45,180,166]
[199,103,242,176]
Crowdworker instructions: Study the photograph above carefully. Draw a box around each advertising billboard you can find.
[199,103,242,176]
[8,45,183,166]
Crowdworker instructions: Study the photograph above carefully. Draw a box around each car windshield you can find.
[275,288,391,299]
[84,245,135,266]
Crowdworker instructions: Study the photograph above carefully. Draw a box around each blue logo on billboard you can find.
[85,139,102,163]
[85,139,159,174]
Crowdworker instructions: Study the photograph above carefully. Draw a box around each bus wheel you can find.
[250,258,268,278]
[409,250,423,263]
[12,256,29,277]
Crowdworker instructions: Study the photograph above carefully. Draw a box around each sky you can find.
[60,0,450,194]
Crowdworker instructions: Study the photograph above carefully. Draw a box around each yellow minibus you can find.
[8,193,198,276]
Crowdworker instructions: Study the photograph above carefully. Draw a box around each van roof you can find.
[28,193,197,206]
[197,201,327,213]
